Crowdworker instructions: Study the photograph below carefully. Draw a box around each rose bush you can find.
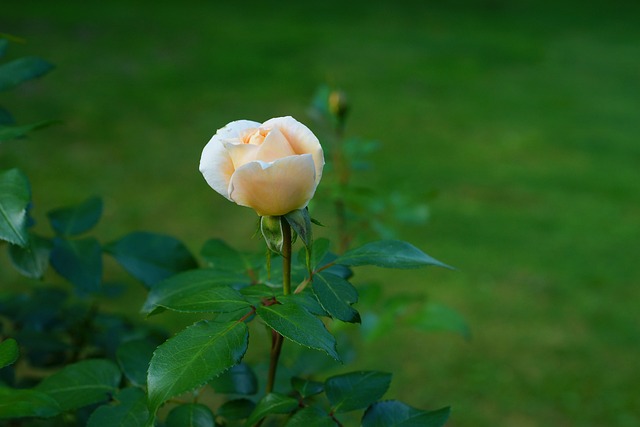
[199,116,324,216]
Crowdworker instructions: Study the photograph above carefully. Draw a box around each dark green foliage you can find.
[0,168,30,247]
[0,56,54,92]
[0,338,18,369]
[335,240,452,270]
[105,231,198,287]
[35,359,121,411]
[86,387,150,427]
[47,196,103,237]
[165,403,215,427]
[257,300,340,361]
[325,371,391,413]
[245,393,299,425]
[50,237,103,293]
[147,320,249,414]
[209,362,258,395]
[362,402,450,427]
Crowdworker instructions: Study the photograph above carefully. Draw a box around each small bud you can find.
[328,90,349,123]
[260,215,283,254]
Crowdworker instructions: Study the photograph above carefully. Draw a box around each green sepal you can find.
[261,215,283,254]
[284,208,312,248]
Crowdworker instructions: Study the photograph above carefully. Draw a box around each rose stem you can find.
[333,119,351,254]
[265,217,292,394]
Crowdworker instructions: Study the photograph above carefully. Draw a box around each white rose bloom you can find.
[199,116,324,216]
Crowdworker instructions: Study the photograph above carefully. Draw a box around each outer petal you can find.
[261,116,324,185]
[199,120,260,199]
[229,154,317,216]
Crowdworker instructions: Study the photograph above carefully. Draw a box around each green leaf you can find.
[245,393,299,425]
[279,291,327,317]
[313,272,360,323]
[209,362,258,395]
[8,233,50,279]
[325,371,391,413]
[35,359,121,411]
[284,208,312,248]
[0,119,59,142]
[50,237,102,293]
[309,238,330,270]
[165,403,215,427]
[291,377,324,398]
[335,240,452,269]
[106,231,198,288]
[116,339,157,387]
[0,168,30,247]
[141,269,250,315]
[0,387,61,419]
[285,406,335,426]
[361,401,450,427]
[257,301,340,361]
[410,302,470,339]
[0,338,18,368]
[147,320,249,414]
[47,196,102,237]
[217,398,255,420]
[87,387,150,427]
[0,56,54,92]
[201,238,258,274]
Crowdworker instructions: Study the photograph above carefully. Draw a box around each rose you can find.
[199,116,324,216]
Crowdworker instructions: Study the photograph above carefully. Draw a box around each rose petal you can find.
[199,120,260,198]
[255,127,295,163]
[216,119,261,144]
[224,142,259,169]
[262,116,324,185]
[229,154,317,216]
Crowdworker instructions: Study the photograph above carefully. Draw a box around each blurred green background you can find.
[2,1,639,426]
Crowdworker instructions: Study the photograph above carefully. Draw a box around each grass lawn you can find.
[2,1,639,425]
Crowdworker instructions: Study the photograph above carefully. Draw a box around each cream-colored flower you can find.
[199,116,324,216]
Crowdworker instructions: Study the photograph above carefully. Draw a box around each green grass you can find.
[2,1,640,425]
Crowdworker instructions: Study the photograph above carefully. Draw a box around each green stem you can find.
[265,217,292,394]
[281,217,292,296]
